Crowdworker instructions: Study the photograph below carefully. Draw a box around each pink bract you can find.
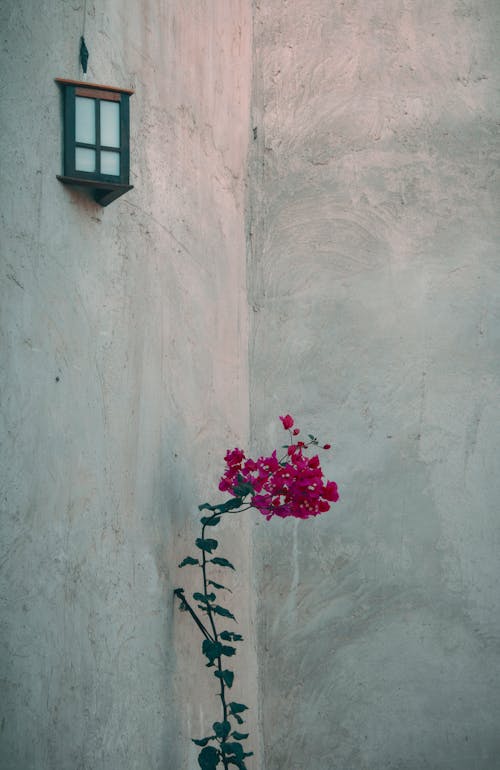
[279,414,294,430]
[218,417,339,519]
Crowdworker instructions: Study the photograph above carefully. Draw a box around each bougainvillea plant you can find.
[174,415,339,770]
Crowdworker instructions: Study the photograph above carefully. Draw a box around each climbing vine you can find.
[175,415,339,769]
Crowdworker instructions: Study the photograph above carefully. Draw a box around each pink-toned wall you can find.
[0,2,255,768]
[2,2,499,769]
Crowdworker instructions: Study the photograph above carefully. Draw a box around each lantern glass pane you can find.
[75,147,96,172]
[75,97,96,144]
[100,101,120,148]
[100,151,120,176]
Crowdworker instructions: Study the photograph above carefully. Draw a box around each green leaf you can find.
[218,498,243,513]
[192,737,212,747]
[197,745,219,770]
[202,639,223,666]
[215,669,234,688]
[220,631,243,642]
[221,741,243,758]
[178,556,199,567]
[201,516,221,526]
[221,644,236,657]
[199,502,217,512]
[231,732,249,741]
[212,720,231,739]
[222,743,253,768]
[213,605,236,620]
[228,703,248,723]
[208,579,231,592]
[232,481,254,497]
[196,538,218,553]
[193,592,216,604]
[210,557,235,570]
[226,760,247,770]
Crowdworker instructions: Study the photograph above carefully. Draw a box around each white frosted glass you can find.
[75,147,96,172]
[75,97,95,144]
[100,101,120,148]
[100,151,120,176]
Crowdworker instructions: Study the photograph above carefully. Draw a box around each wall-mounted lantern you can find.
[56,79,133,206]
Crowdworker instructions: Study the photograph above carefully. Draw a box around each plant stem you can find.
[201,513,230,770]
[173,589,213,641]
[177,501,253,769]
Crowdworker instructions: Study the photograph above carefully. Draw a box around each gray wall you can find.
[0,2,254,768]
[2,2,499,769]
[249,2,500,769]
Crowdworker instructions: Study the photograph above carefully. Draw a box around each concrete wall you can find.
[249,2,500,769]
[3,2,499,769]
[0,2,254,768]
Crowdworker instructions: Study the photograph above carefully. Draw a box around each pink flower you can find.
[224,448,245,467]
[279,414,294,430]
[293,428,300,436]
[323,444,331,450]
[323,481,339,502]
[218,416,339,520]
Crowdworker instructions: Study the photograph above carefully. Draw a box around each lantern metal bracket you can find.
[56,175,133,206]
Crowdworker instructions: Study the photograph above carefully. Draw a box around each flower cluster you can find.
[218,415,339,520]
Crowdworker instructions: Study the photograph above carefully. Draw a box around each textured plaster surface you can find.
[249,2,500,769]
[0,2,254,769]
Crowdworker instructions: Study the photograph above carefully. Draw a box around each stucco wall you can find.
[249,2,500,769]
[3,2,499,769]
[0,2,253,768]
